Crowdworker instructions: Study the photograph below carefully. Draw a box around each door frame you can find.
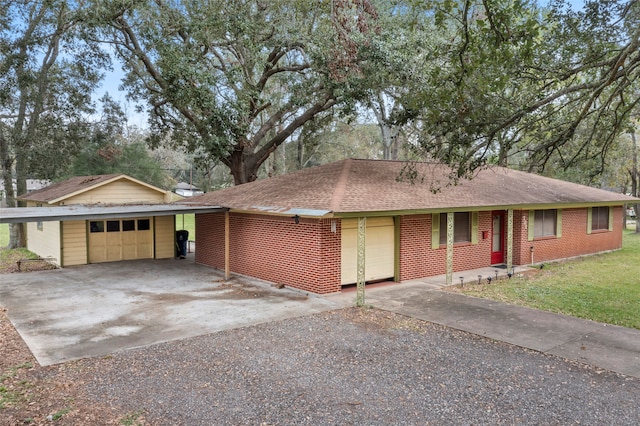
[491,210,506,265]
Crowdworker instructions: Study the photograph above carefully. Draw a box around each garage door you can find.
[341,217,395,285]
[88,218,153,263]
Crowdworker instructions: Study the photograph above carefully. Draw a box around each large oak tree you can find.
[90,0,381,184]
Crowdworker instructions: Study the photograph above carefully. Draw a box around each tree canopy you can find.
[2,0,638,212]
[0,0,107,247]
[404,0,640,178]
[64,94,169,189]
[88,0,382,184]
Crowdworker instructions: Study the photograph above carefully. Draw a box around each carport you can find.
[1,204,346,365]
[0,204,226,224]
[0,204,226,266]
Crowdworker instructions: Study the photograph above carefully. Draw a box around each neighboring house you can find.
[187,159,639,294]
[18,174,180,266]
[0,179,51,207]
[174,182,204,197]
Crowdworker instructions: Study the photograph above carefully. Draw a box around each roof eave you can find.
[228,207,333,218]
[0,205,227,224]
[332,200,633,218]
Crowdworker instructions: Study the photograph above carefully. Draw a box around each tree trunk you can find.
[378,119,391,160]
[0,128,25,248]
[498,138,509,167]
[631,130,639,233]
[390,132,399,161]
[0,175,25,250]
[297,135,304,171]
[228,150,258,185]
[378,122,402,161]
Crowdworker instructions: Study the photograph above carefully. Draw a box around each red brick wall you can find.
[196,207,624,294]
[399,212,494,281]
[195,212,226,268]
[196,213,342,294]
[513,207,623,265]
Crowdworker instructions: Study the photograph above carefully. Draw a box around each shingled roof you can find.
[19,174,164,204]
[184,159,638,216]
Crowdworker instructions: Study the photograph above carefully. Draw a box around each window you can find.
[439,212,471,244]
[590,207,610,232]
[90,221,104,233]
[138,219,150,230]
[533,209,557,238]
[122,220,136,231]
[106,220,120,232]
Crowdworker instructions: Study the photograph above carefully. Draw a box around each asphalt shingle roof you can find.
[186,159,637,215]
[18,175,123,203]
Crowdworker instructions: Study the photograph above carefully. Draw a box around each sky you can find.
[94,66,148,129]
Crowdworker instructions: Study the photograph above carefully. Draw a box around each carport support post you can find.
[356,217,366,307]
[446,212,454,286]
[225,211,230,280]
[506,209,513,271]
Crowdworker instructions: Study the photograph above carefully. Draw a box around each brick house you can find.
[188,159,638,294]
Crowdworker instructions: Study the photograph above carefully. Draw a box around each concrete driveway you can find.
[0,258,342,366]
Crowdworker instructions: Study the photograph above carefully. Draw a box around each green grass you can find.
[461,229,640,329]
[119,410,145,426]
[0,362,34,409]
[175,213,195,240]
[0,224,8,247]
[0,247,38,262]
[51,407,71,421]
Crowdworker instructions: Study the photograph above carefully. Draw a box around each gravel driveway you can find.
[79,308,640,425]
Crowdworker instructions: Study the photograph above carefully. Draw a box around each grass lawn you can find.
[0,224,8,248]
[175,213,195,240]
[461,228,640,330]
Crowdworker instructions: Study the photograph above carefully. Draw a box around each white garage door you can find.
[341,217,395,285]
[88,218,153,263]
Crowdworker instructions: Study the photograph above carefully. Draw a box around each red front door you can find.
[491,211,505,265]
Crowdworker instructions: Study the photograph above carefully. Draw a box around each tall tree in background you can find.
[0,0,106,248]
[65,94,169,189]
[405,0,639,179]
[358,1,438,160]
[90,0,382,184]
[630,122,640,232]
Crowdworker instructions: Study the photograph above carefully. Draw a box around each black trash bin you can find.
[176,230,189,259]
